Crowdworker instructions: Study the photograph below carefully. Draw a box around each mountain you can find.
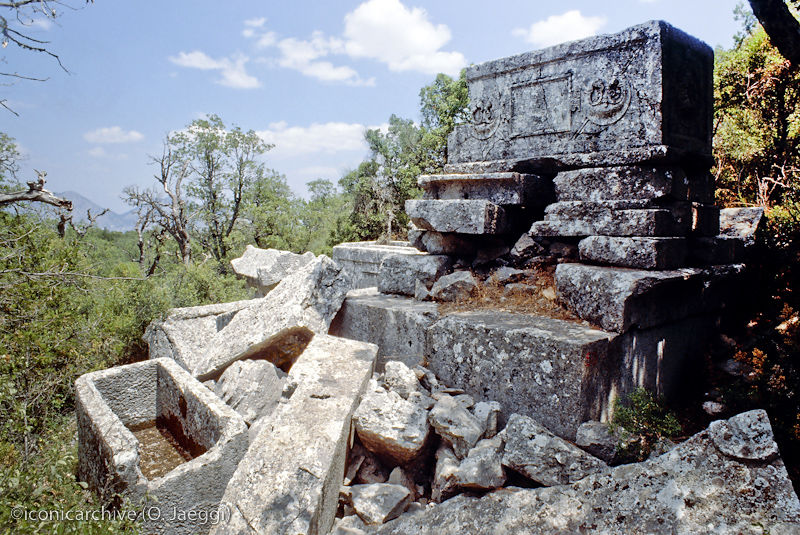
[57,191,138,232]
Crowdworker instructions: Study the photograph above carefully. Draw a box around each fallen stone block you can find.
[409,227,509,256]
[378,253,452,297]
[429,395,487,459]
[720,207,764,244]
[383,361,422,400]
[76,358,248,535]
[370,410,800,535]
[450,436,506,491]
[430,271,478,302]
[406,199,512,235]
[472,401,502,439]
[575,421,628,464]
[553,166,690,201]
[427,311,612,440]
[230,245,315,295]
[332,241,420,289]
[195,255,351,380]
[418,172,552,205]
[353,380,431,464]
[330,288,440,372]
[509,233,545,260]
[349,483,412,525]
[213,359,286,425]
[578,236,688,269]
[211,334,378,535]
[501,414,607,486]
[432,444,461,503]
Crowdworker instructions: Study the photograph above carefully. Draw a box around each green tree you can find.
[418,70,469,170]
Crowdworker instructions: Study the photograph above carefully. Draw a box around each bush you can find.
[609,388,681,462]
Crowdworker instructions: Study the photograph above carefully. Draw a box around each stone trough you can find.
[75,358,248,535]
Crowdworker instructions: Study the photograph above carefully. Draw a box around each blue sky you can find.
[3,0,743,212]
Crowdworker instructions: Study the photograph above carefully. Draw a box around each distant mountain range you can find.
[57,191,138,232]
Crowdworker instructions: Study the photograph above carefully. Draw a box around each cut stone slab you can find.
[332,241,420,289]
[353,380,431,464]
[554,263,708,332]
[330,288,440,373]
[418,172,552,205]
[410,228,508,256]
[554,166,690,201]
[76,358,249,535]
[429,395,492,459]
[350,483,412,525]
[430,271,478,302]
[427,312,612,440]
[720,207,764,244]
[211,334,378,535]
[501,413,607,486]
[382,360,421,400]
[578,236,688,269]
[213,359,286,425]
[143,299,256,373]
[195,255,351,380]
[230,245,315,295]
[378,253,452,297]
[406,199,511,235]
[371,410,800,535]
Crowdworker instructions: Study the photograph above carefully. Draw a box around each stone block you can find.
[530,201,690,237]
[76,358,248,535]
[230,245,315,296]
[330,288,440,372]
[213,360,286,425]
[410,228,508,256]
[554,166,690,202]
[578,236,688,269]
[427,311,612,440]
[406,199,512,235]
[430,271,478,302]
[418,172,552,205]
[720,207,764,243]
[378,253,452,296]
[212,334,378,535]
[447,21,713,169]
[333,241,420,289]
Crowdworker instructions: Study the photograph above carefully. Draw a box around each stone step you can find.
[530,208,686,237]
[578,236,688,269]
[417,172,552,206]
[406,199,512,235]
[332,241,420,290]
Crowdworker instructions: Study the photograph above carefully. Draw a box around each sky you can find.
[3,0,744,213]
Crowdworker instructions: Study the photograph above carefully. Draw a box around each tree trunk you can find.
[749,0,800,65]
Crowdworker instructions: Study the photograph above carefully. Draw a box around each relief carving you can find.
[585,77,631,126]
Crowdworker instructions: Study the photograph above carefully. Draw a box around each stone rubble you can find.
[230,245,316,295]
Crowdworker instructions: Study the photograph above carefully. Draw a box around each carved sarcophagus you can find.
[446,21,713,172]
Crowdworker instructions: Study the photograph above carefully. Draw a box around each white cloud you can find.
[84,126,144,144]
[244,17,267,28]
[342,0,465,75]
[169,51,260,89]
[275,35,373,86]
[257,121,374,159]
[513,10,607,48]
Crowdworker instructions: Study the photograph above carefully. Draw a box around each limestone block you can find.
[230,245,315,295]
[406,199,511,235]
[332,241,419,289]
[370,411,800,535]
[213,360,286,425]
[472,401,502,439]
[378,253,452,297]
[427,311,612,440]
[575,421,627,464]
[578,236,688,269]
[501,414,607,486]
[553,166,690,201]
[432,444,460,503]
[382,361,422,400]
[429,395,485,459]
[448,21,713,169]
[75,358,248,535]
[430,271,478,302]
[450,436,506,491]
[349,483,412,525]
[720,207,764,244]
[418,172,552,206]
[410,228,508,256]
[211,334,378,535]
[330,288,439,372]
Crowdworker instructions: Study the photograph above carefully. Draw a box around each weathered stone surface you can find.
[350,483,412,525]
[406,199,511,235]
[578,236,688,269]
[488,266,527,284]
[353,380,431,464]
[501,414,606,486]
[451,436,506,491]
[383,361,421,400]
[230,245,315,295]
[720,207,764,244]
[387,467,418,500]
[472,401,502,439]
[554,166,690,201]
[414,280,431,301]
[333,241,419,289]
[709,409,779,462]
[197,255,350,379]
[448,21,713,169]
[378,253,451,297]
[143,299,255,373]
[554,263,708,332]
[213,359,286,425]
[418,172,552,206]
[372,411,800,535]
[432,444,461,503]
[331,514,369,535]
[427,312,611,439]
[509,233,545,259]
[575,421,624,464]
[430,271,478,302]
[429,395,488,459]
[76,358,248,535]
[212,335,377,535]
[330,288,440,372]
[409,228,508,256]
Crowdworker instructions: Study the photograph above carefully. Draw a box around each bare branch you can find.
[0,172,72,210]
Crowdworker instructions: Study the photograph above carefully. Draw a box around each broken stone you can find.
[430,271,478,302]
[702,401,726,416]
[578,236,688,269]
[720,207,764,244]
[414,366,440,392]
[387,466,418,500]
[709,409,779,462]
[230,245,316,295]
[472,401,502,439]
[330,514,368,535]
[575,421,633,464]
[344,444,368,486]
[211,335,377,535]
[451,436,506,491]
[501,414,607,486]
[414,280,431,301]
[509,233,545,260]
[429,395,485,459]
[553,166,690,201]
[353,380,431,464]
[432,444,461,503]
[355,449,390,485]
[452,394,475,411]
[410,229,507,256]
[213,359,286,425]
[350,483,412,525]
[406,199,511,235]
[378,253,452,297]
[383,360,421,400]
[407,391,435,411]
[332,241,420,289]
[488,266,527,285]
[418,172,552,205]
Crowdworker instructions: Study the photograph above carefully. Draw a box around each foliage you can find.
[609,388,681,462]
